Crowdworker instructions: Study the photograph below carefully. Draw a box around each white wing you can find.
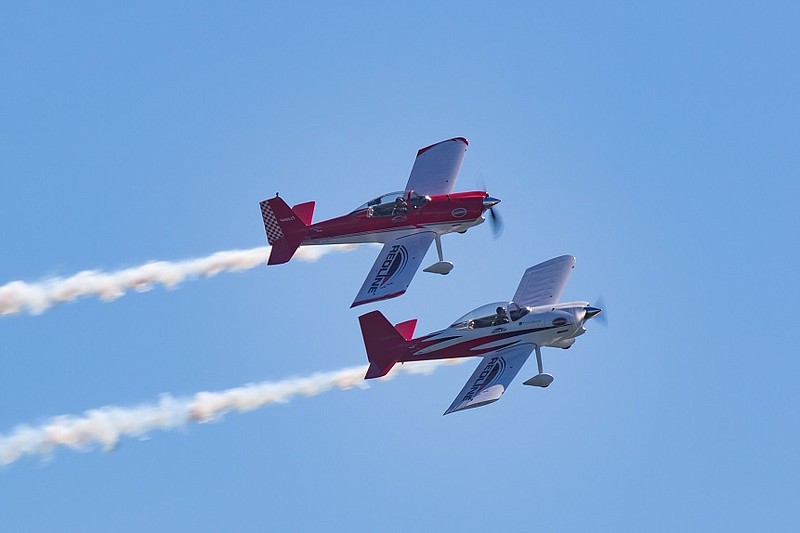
[403,137,468,196]
[444,344,533,415]
[511,255,576,308]
[351,232,435,307]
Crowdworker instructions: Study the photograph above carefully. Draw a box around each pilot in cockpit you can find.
[393,195,408,215]
[492,306,510,325]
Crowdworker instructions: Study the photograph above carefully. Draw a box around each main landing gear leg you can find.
[423,234,454,275]
[523,345,554,388]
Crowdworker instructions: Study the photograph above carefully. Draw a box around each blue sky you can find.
[1,2,798,531]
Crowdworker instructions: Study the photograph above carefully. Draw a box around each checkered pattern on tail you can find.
[260,201,284,245]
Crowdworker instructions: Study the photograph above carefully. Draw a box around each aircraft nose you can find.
[584,306,602,320]
[482,196,501,209]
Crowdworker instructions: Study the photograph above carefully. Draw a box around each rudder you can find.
[259,196,310,265]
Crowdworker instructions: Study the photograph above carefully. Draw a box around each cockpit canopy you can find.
[449,301,530,330]
[351,190,430,217]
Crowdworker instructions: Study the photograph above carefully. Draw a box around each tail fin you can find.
[358,311,416,379]
[259,196,314,265]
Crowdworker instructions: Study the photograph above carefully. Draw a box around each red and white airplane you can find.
[358,255,603,414]
[259,137,501,307]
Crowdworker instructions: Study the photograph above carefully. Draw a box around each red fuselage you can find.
[302,191,489,245]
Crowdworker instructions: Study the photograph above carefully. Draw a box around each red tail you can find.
[358,311,416,379]
[259,196,314,265]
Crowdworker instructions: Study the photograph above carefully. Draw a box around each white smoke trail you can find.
[0,359,462,466]
[0,244,357,316]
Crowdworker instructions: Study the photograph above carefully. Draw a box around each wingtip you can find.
[351,290,407,308]
[417,136,469,156]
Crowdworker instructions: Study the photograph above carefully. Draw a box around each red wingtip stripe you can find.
[350,290,407,308]
[416,136,469,156]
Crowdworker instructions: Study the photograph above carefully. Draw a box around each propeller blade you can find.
[488,206,503,238]
[594,296,608,327]
[477,177,502,239]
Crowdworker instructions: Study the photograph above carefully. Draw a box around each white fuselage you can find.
[402,302,591,363]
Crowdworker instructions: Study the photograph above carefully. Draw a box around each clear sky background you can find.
[1,2,798,531]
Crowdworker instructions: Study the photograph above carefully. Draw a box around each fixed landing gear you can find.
[423,234,454,275]
[523,345,554,388]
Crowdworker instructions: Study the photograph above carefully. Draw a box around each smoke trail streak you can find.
[0,244,357,316]
[0,359,462,466]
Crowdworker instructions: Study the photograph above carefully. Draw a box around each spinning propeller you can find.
[478,178,504,238]
[585,296,608,327]
[482,195,503,237]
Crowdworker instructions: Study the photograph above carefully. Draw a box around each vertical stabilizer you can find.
[359,311,412,379]
[259,196,310,265]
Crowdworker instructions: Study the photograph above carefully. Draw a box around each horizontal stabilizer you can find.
[365,362,392,380]
[268,237,304,265]
[291,201,315,225]
[394,319,417,341]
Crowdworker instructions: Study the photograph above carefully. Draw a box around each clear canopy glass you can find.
[352,191,405,213]
[351,190,430,217]
[449,302,530,330]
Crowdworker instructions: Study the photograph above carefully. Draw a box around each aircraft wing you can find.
[444,344,533,415]
[403,137,468,196]
[511,255,576,308]
[351,232,436,307]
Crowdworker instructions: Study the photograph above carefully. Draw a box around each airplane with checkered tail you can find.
[358,255,603,414]
[259,137,502,307]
